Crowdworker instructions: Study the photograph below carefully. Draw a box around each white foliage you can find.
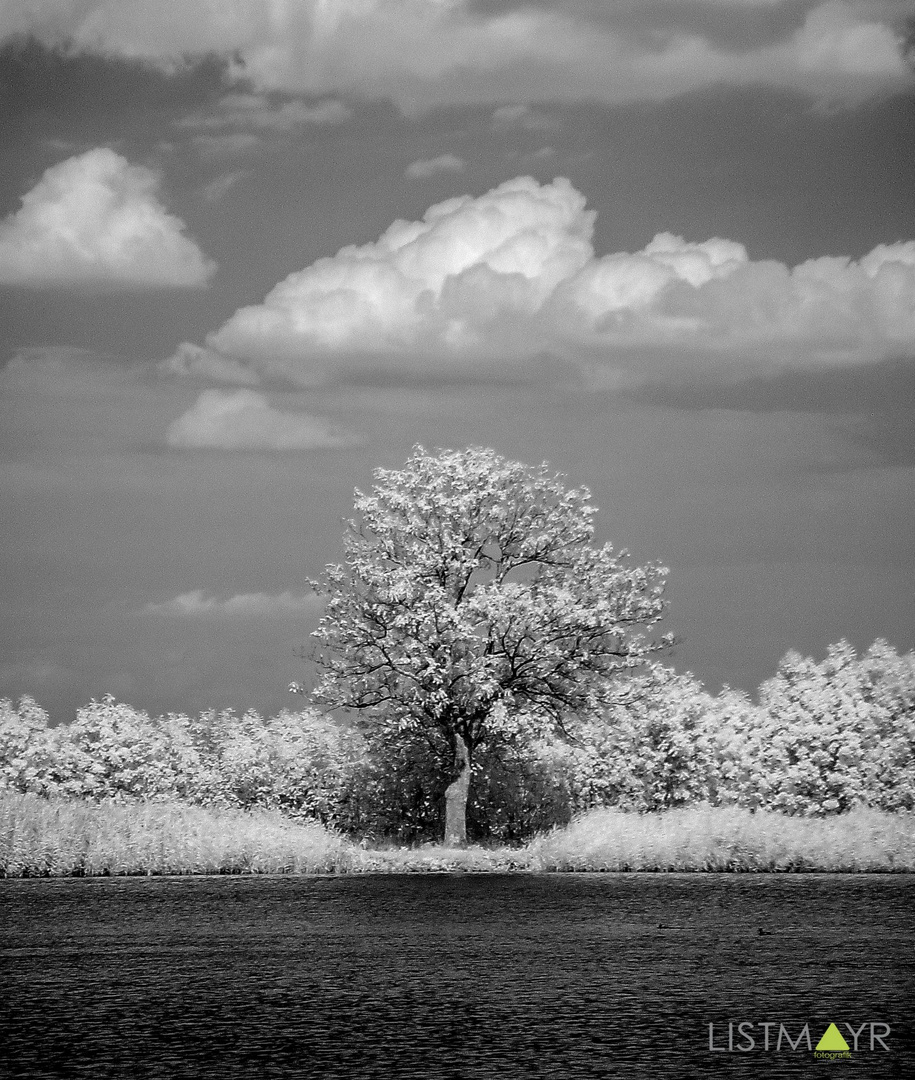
[311,445,671,757]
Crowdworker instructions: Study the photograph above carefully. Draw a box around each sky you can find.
[1,0,913,724]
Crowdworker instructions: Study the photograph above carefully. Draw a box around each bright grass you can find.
[0,793,354,876]
[525,804,915,873]
[2,794,913,876]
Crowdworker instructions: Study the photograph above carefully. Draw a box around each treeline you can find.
[2,639,913,843]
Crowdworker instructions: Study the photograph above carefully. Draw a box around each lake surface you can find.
[1,874,913,1078]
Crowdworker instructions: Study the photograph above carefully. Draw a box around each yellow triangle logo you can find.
[816,1024,850,1052]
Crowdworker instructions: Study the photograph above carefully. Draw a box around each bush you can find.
[709,641,915,815]
[0,697,363,827]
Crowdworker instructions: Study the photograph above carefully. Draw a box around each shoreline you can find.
[4,866,915,879]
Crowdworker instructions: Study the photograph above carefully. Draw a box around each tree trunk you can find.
[443,732,471,846]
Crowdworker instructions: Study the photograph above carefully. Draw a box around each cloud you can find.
[160,342,261,385]
[166,388,354,449]
[141,590,323,618]
[2,345,136,392]
[199,170,246,202]
[194,175,594,378]
[0,147,216,289]
[181,92,352,132]
[521,147,558,165]
[491,105,559,131]
[173,175,915,384]
[405,154,467,179]
[3,1,910,111]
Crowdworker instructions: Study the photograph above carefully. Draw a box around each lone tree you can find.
[305,445,672,845]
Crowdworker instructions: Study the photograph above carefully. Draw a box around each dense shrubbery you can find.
[545,640,915,819]
[0,698,360,827]
[1,639,913,842]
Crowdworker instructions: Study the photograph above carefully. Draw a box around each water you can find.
[1,873,912,1078]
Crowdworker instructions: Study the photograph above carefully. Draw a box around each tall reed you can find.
[3,794,913,875]
[0,793,355,876]
[525,804,915,872]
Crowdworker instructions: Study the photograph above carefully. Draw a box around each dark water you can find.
[1,874,912,1079]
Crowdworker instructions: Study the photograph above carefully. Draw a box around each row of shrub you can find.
[556,639,915,820]
[1,639,913,843]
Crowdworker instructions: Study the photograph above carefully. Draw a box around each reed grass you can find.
[2,794,913,876]
[525,804,915,872]
[0,793,354,876]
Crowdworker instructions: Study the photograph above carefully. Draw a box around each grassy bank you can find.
[525,805,915,872]
[2,794,913,876]
[0,794,354,876]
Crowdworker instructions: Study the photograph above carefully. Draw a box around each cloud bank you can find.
[141,590,322,618]
[2,1,911,110]
[0,148,216,290]
[166,389,353,449]
[169,175,915,384]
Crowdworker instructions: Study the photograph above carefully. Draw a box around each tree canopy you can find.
[306,445,672,842]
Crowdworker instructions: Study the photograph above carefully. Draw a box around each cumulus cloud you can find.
[166,389,354,449]
[175,175,915,383]
[194,176,593,377]
[2,1,910,110]
[0,147,216,289]
[141,590,323,618]
[405,154,467,179]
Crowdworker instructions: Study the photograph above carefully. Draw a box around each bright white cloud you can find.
[166,388,354,449]
[405,154,467,179]
[178,175,915,381]
[141,590,323,618]
[198,176,594,376]
[0,148,216,289]
[3,1,910,110]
